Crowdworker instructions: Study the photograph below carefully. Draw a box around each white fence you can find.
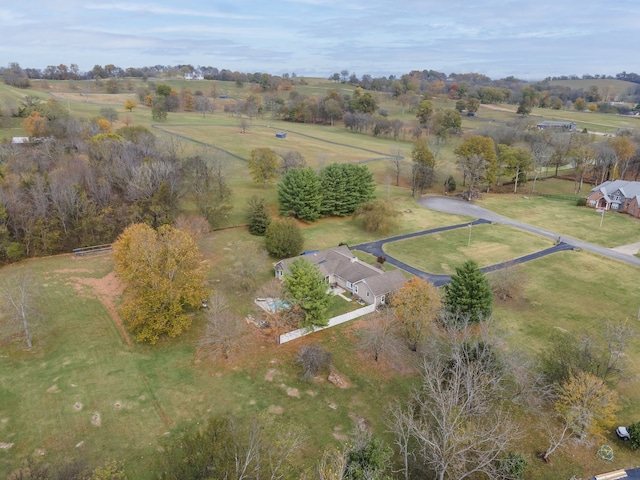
[279,303,376,344]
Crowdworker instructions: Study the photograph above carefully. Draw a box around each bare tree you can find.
[489,262,527,302]
[1,269,39,349]
[296,343,332,381]
[387,148,406,186]
[389,332,518,480]
[541,416,573,463]
[199,292,247,360]
[358,306,403,363]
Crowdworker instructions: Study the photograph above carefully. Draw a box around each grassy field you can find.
[2,79,640,479]
[477,192,640,247]
[384,223,554,274]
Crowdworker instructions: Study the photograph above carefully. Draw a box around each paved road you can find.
[351,196,639,285]
[419,196,640,268]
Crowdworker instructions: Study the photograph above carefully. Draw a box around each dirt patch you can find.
[264,368,279,381]
[73,402,83,411]
[0,442,14,449]
[268,405,284,414]
[285,387,300,398]
[91,412,101,426]
[70,271,130,345]
[47,384,59,393]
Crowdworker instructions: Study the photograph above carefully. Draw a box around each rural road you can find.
[418,196,640,267]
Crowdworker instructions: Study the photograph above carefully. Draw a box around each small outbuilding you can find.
[275,131,287,139]
[536,120,577,132]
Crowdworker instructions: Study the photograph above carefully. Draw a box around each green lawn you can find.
[478,193,640,247]
[384,223,554,274]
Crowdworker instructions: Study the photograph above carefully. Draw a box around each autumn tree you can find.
[264,218,304,258]
[353,200,400,234]
[113,223,208,344]
[22,111,48,137]
[283,258,331,328]
[432,109,461,138]
[124,99,136,112]
[443,260,493,324]
[248,147,279,186]
[454,135,497,199]
[554,371,619,441]
[411,138,436,196]
[391,278,441,351]
[416,99,434,133]
[608,135,636,179]
[497,143,532,193]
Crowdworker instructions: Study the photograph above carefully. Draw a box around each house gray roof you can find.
[355,269,407,296]
[274,247,406,298]
[274,245,381,282]
[589,180,640,203]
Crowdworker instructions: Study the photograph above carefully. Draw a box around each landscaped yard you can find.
[383,223,554,274]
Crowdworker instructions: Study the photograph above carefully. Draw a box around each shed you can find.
[275,131,287,139]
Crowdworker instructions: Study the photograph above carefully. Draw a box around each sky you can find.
[1,0,638,80]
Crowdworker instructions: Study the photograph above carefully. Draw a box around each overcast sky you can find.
[1,0,637,80]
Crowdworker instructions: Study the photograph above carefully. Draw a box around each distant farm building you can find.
[536,120,577,132]
[275,131,287,139]
[184,72,204,80]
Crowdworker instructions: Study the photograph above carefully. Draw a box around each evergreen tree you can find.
[246,196,271,236]
[444,260,493,323]
[283,258,331,328]
[319,163,375,217]
[264,218,304,258]
[278,167,322,222]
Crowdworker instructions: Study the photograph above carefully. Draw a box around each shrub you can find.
[264,218,304,258]
[296,343,332,381]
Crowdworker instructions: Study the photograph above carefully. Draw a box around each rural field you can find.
[1,78,640,479]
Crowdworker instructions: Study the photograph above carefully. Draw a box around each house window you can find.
[354,285,358,294]
[346,281,352,289]
[366,292,370,297]
[612,204,619,210]
[589,200,596,206]
[380,295,385,304]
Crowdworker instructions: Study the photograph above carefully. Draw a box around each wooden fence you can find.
[72,244,113,257]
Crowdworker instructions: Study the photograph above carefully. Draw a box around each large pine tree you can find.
[278,167,322,222]
[443,260,493,323]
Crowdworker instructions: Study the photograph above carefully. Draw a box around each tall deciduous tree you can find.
[389,333,516,480]
[498,143,533,193]
[443,260,493,324]
[391,278,441,351]
[283,258,331,328]
[1,269,39,349]
[411,138,436,197]
[278,167,322,222]
[113,223,208,344]
[416,99,434,133]
[554,371,619,441]
[248,147,279,186]
[264,218,304,258]
[455,135,497,199]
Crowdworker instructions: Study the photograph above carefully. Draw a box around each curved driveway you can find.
[351,196,640,286]
[419,196,640,268]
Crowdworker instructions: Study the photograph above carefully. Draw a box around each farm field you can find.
[1,78,640,479]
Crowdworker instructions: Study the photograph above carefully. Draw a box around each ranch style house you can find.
[274,246,406,306]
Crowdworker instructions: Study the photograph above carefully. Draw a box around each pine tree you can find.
[246,196,271,236]
[278,167,322,222]
[444,260,493,323]
[319,163,375,217]
[283,258,331,328]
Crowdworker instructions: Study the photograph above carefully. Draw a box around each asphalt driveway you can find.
[351,196,639,286]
